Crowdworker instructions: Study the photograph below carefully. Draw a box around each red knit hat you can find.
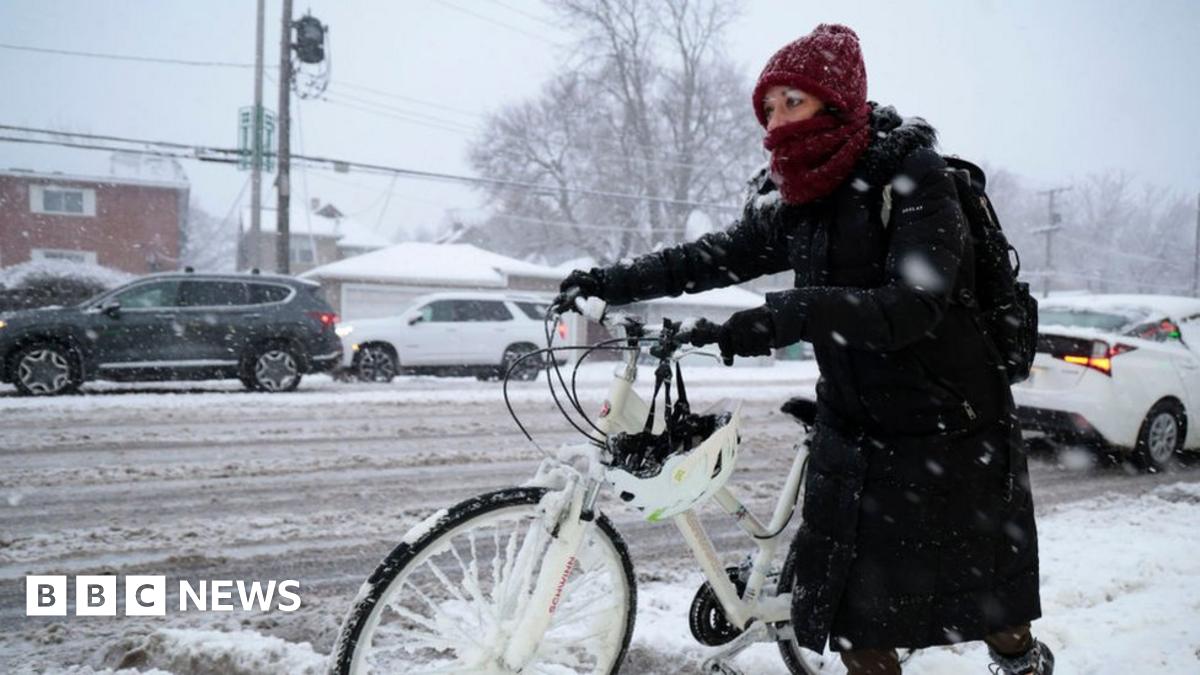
[752,24,868,128]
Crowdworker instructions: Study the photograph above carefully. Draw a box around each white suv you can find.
[336,292,558,382]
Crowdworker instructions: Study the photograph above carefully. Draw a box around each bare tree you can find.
[986,169,1196,295]
[182,200,238,272]
[467,0,761,264]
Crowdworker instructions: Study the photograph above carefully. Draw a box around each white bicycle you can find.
[330,299,829,675]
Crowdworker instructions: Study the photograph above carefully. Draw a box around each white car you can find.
[336,292,560,382]
[1013,294,1200,470]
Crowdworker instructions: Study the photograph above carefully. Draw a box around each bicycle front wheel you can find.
[332,487,636,675]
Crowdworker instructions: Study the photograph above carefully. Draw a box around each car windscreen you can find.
[1037,306,1150,333]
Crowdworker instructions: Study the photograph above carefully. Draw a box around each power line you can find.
[1058,237,1185,268]
[0,41,265,69]
[329,81,483,119]
[317,92,479,133]
[0,124,741,212]
[0,123,237,154]
[297,150,739,211]
[0,135,239,164]
[330,78,741,171]
[480,0,561,29]
[316,96,480,135]
[428,0,562,45]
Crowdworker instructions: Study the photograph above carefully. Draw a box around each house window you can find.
[30,248,98,265]
[29,184,97,217]
[289,237,316,264]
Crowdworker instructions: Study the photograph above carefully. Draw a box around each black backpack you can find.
[942,156,1039,385]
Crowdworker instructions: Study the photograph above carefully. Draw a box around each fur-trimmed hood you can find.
[853,103,938,188]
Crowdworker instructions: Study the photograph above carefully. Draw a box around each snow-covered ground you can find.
[2,361,1199,673]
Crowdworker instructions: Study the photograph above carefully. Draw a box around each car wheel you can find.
[1133,399,1186,472]
[354,344,397,383]
[501,344,541,382]
[245,343,302,392]
[11,343,81,396]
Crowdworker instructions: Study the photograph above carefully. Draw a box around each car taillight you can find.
[556,321,568,339]
[307,311,338,331]
[1057,340,1136,376]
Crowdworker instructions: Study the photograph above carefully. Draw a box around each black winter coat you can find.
[597,105,1041,651]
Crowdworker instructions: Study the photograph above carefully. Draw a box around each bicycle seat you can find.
[780,397,817,426]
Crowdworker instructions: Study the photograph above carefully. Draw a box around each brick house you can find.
[0,169,188,274]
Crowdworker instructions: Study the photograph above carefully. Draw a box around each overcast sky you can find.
[1,0,1196,245]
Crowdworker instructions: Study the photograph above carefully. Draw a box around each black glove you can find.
[552,268,606,315]
[717,306,776,365]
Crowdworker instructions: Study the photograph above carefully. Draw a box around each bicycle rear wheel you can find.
[332,487,636,674]
[776,540,833,675]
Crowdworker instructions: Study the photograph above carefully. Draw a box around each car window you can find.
[179,280,250,307]
[1125,319,1182,343]
[113,281,180,309]
[419,301,456,323]
[248,283,291,304]
[448,300,485,322]
[1038,307,1146,332]
[515,301,548,320]
[461,300,512,322]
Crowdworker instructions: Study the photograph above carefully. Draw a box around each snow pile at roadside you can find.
[87,629,325,675]
[0,258,132,290]
[629,481,1200,674]
[0,360,822,413]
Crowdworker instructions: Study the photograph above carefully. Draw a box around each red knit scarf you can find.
[763,108,871,205]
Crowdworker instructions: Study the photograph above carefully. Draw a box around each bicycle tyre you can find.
[775,537,828,675]
[331,487,637,674]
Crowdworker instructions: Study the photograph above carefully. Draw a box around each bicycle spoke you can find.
[489,524,503,605]
[397,581,485,652]
[448,538,491,626]
[547,598,619,630]
[423,557,469,605]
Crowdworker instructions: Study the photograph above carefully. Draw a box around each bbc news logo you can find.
[26,576,301,616]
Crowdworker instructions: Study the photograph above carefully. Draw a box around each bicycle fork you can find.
[500,476,591,671]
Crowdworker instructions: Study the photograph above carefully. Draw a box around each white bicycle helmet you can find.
[604,364,742,522]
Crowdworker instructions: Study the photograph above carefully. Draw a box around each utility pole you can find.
[1193,190,1199,297]
[276,0,293,274]
[249,0,266,270]
[1033,186,1071,298]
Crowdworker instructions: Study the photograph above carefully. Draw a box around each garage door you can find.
[340,284,442,321]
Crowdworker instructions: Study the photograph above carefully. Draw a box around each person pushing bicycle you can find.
[554,24,1052,675]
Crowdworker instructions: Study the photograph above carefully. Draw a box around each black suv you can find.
[0,271,342,395]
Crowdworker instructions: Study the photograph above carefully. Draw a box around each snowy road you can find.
[2,362,1199,674]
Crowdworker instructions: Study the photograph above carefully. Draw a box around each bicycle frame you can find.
[592,344,808,631]
[503,323,808,668]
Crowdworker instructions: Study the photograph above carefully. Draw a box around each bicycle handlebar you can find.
[555,292,732,365]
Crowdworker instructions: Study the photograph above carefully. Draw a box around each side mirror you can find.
[101,301,122,318]
[407,315,424,326]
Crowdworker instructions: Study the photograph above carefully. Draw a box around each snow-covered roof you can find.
[300,242,563,286]
[241,206,391,250]
[1040,293,1200,320]
[644,285,765,309]
[0,168,188,191]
